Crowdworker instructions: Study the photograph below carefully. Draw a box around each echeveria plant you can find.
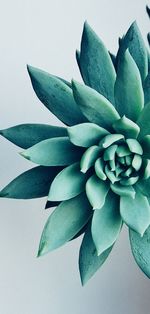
[1,10,150,285]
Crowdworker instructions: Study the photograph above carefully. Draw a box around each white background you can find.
[0,0,150,313]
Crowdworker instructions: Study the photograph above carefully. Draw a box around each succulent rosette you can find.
[1,18,150,285]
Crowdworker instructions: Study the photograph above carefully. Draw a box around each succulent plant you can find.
[1,13,150,286]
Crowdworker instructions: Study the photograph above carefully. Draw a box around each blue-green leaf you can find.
[27,65,87,126]
[91,191,122,255]
[72,80,120,132]
[0,166,62,199]
[38,193,92,256]
[137,102,150,139]
[113,116,140,139]
[140,135,150,159]
[136,177,150,198]
[110,183,135,198]
[120,191,150,236]
[79,22,116,104]
[115,50,144,122]
[143,73,150,104]
[116,22,148,82]
[86,175,110,209]
[80,146,101,173]
[129,225,150,278]
[21,137,83,166]
[79,225,113,285]
[67,123,109,147]
[0,123,67,149]
[48,162,88,201]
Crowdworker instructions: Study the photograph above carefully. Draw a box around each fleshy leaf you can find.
[67,123,109,148]
[79,225,113,286]
[86,175,110,209]
[140,135,150,159]
[120,191,150,236]
[0,166,62,199]
[143,73,150,104]
[27,65,87,126]
[100,134,124,148]
[126,139,143,155]
[91,191,122,255]
[94,158,106,180]
[38,193,92,256]
[136,177,150,198]
[80,146,101,173]
[110,182,135,198]
[48,162,88,201]
[129,226,150,278]
[20,137,83,166]
[115,50,144,122]
[113,116,140,139]
[0,124,67,149]
[72,80,120,132]
[137,102,150,139]
[79,22,116,104]
[116,22,148,82]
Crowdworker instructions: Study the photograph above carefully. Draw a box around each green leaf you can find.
[115,50,144,122]
[86,175,110,209]
[79,225,113,285]
[27,65,87,126]
[120,191,150,236]
[0,166,62,199]
[91,191,122,256]
[94,158,106,180]
[140,135,150,159]
[100,134,124,148]
[72,80,120,132]
[113,116,140,139]
[129,225,150,278]
[116,22,148,82]
[136,177,150,198]
[110,182,135,198]
[143,73,150,104]
[80,146,101,173]
[126,139,143,155]
[79,22,116,104]
[21,137,83,166]
[48,162,88,201]
[38,193,92,256]
[67,123,109,147]
[137,102,150,139]
[0,123,67,149]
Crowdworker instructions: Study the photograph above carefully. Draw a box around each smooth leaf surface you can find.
[120,191,150,236]
[38,193,92,256]
[79,22,116,104]
[113,116,140,139]
[0,166,62,199]
[140,135,150,159]
[80,146,101,173]
[48,162,88,201]
[72,80,120,132]
[137,102,150,139]
[0,124,67,149]
[86,175,110,209]
[136,177,150,198]
[27,65,87,126]
[143,73,150,104]
[91,191,122,255]
[79,225,113,285]
[67,123,109,147]
[21,137,83,166]
[115,50,144,122]
[129,226,150,278]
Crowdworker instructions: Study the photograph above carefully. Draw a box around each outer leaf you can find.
[0,166,62,199]
[120,191,150,236]
[91,191,122,255]
[140,135,150,159]
[48,162,88,201]
[67,123,109,148]
[79,22,116,104]
[137,102,150,139]
[86,175,110,209]
[115,50,144,122]
[143,73,150,104]
[129,226,150,278]
[116,22,148,82]
[27,65,87,126]
[72,80,120,132]
[79,225,113,286]
[21,137,84,166]
[38,193,92,256]
[0,123,67,149]
[136,177,150,198]
[113,116,140,139]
